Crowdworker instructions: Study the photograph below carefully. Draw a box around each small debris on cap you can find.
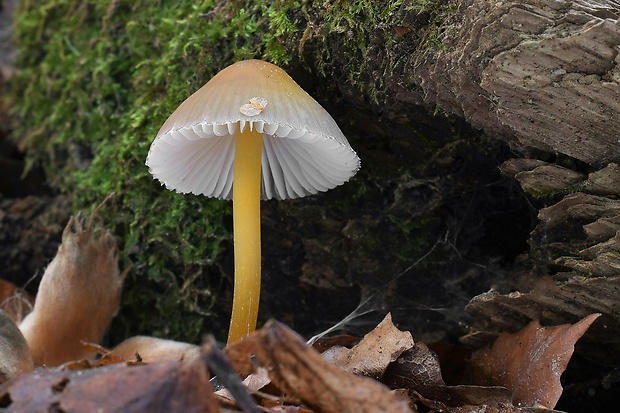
[239,97,268,116]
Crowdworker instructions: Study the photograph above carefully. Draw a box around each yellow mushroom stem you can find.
[228,124,264,344]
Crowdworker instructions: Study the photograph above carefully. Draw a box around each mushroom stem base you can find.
[228,125,263,345]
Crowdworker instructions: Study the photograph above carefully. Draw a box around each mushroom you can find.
[146,59,360,344]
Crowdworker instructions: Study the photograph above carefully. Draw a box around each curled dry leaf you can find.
[0,309,33,383]
[80,342,128,367]
[470,313,601,409]
[75,341,149,368]
[0,279,34,324]
[382,341,447,401]
[381,341,563,412]
[18,208,126,367]
[215,367,272,411]
[311,335,360,353]
[250,320,413,413]
[204,336,261,413]
[225,333,259,377]
[330,313,414,378]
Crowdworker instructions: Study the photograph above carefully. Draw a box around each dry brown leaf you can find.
[204,335,262,413]
[225,333,259,377]
[382,341,448,401]
[447,385,564,412]
[311,335,360,353]
[57,359,93,371]
[54,342,140,370]
[0,352,219,412]
[465,275,620,366]
[0,279,34,323]
[112,335,201,364]
[0,308,33,383]
[331,313,414,378]
[18,209,126,366]
[81,341,128,366]
[452,404,565,413]
[249,320,413,413]
[381,343,564,412]
[215,367,272,405]
[470,313,601,409]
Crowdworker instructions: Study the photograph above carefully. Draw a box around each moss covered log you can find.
[7,0,529,344]
[9,0,309,342]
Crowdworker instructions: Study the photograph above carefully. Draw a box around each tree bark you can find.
[415,0,620,366]
[417,0,620,166]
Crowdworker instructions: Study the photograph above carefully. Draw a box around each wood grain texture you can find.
[416,0,620,166]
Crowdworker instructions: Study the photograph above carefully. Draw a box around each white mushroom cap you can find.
[146,60,361,200]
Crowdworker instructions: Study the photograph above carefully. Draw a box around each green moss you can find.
[521,185,582,201]
[297,0,454,102]
[7,0,455,343]
[8,0,301,343]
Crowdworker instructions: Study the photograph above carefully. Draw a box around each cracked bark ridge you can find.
[465,162,620,365]
[465,277,618,366]
[499,163,620,277]
[416,0,620,166]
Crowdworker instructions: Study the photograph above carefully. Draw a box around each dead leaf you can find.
[427,342,473,385]
[311,335,360,353]
[382,341,448,401]
[465,275,620,366]
[331,313,414,379]
[249,319,413,413]
[80,341,140,367]
[112,335,201,364]
[57,359,93,371]
[204,336,261,413]
[0,309,33,383]
[225,333,259,377]
[445,385,561,412]
[0,351,219,412]
[18,206,126,366]
[215,367,272,409]
[470,313,601,409]
[0,279,34,323]
[382,342,562,412]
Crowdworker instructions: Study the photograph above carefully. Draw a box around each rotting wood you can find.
[415,1,620,368]
[416,0,620,166]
